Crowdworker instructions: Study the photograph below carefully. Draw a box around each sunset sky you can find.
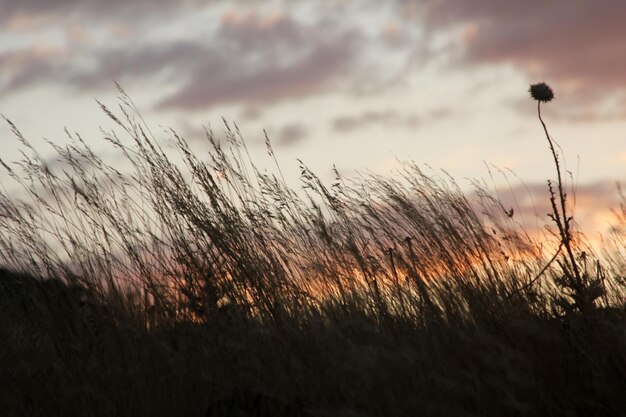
[1,0,625,237]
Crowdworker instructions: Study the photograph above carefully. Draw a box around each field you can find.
[1,89,625,416]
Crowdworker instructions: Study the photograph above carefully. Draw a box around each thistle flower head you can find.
[529,82,554,102]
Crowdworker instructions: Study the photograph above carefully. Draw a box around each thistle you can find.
[529,82,555,103]
[527,81,600,314]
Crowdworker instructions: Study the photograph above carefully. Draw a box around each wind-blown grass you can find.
[0,88,624,417]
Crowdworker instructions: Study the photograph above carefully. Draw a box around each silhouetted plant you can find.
[0,84,625,416]
[529,82,604,314]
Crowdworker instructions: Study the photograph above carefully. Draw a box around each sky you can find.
[1,0,625,238]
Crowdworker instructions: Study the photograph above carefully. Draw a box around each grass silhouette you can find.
[0,85,625,416]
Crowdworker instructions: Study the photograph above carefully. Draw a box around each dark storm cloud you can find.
[411,0,626,97]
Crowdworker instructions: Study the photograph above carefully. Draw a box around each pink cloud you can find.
[475,180,624,243]
[157,12,361,110]
[0,7,362,111]
[414,0,626,103]
[0,0,206,23]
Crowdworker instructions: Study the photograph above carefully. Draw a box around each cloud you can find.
[217,10,306,48]
[412,0,626,101]
[157,12,360,110]
[275,123,308,147]
[332,109,416,132]
[0,0,204,25]
[331,107,453,132]
[477,180,624,239]
[72,43,206,90]
[0,45,60,93]
[157,38,355,110]
[379,22,411,48]
[0,9,361,112]
[0,41,203,94]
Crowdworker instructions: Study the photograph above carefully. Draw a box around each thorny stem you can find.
[537,102,583,291]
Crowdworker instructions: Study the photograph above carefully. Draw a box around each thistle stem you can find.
[537,101,582,289]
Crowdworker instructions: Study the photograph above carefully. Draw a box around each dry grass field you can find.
[1,87,625,416]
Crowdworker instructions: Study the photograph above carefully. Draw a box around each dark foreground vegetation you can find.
[1,87,625,416]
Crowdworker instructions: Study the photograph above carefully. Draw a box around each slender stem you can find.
[537,102,582,287]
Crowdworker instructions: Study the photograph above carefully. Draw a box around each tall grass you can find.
[1,87,625,416]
